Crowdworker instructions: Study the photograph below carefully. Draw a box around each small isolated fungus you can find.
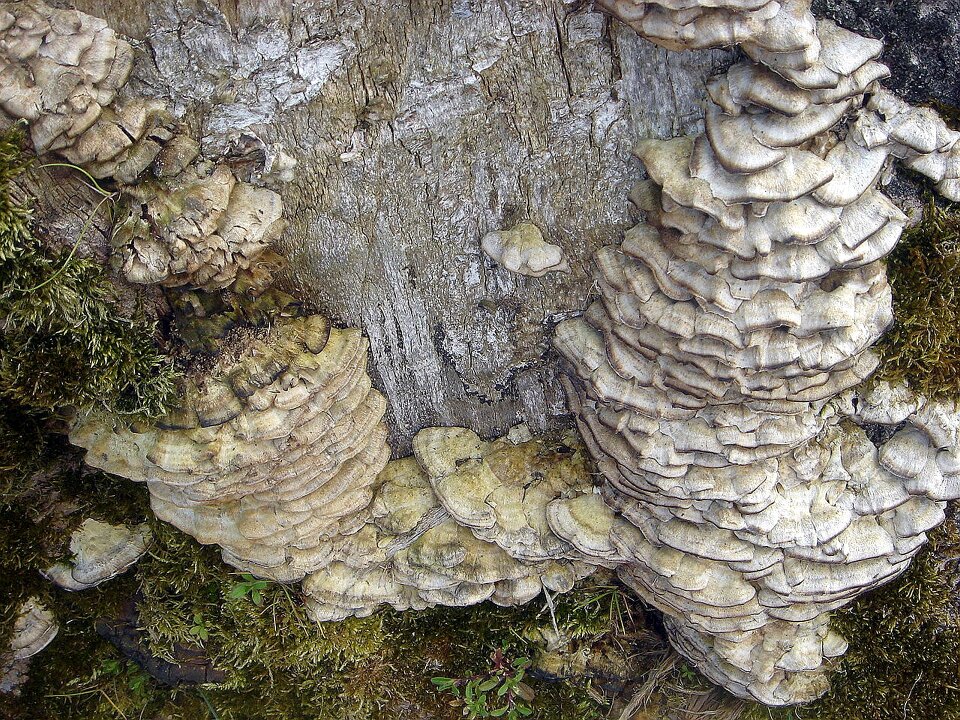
[0,597,57,695]
[43,519,150,591]
[481,222,570,277]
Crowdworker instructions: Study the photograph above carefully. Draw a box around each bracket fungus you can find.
[112,164,286,290]
[0,598,57,695]
[43,519,150,591]
[0,1,286,287]
[0,1,175,182]
[70,315,391,582]
[481,222,570,277]
[28,0,960,710]
[555,0,960,706]
[301,428,598,622]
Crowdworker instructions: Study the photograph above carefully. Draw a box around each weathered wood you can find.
[53,0,727,452]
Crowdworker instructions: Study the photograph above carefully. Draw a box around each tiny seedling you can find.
[189,611,209,642]
[432,647,535,719]
[227,573,270,605]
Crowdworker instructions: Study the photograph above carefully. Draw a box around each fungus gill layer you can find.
[555,0,960,705]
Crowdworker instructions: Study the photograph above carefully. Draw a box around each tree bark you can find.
[48,0,726,452]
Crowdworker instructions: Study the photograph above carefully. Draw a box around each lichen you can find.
[875,200,960,399]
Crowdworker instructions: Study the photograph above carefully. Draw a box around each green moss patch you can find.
[876,200,960,398]
[3,517,654,720]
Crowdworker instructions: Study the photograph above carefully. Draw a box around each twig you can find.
[904,672,922,720]
[542,587,561,639]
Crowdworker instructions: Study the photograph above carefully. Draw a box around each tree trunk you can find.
[52,0,727,452]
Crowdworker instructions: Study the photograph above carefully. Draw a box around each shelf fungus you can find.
[556,0,960,706]
[39,0,960,710]
[112,164,286,290]
[301,428,600,621]
[0,598,58,695]
[70,315,391,582]
[43,519,150,591]
[481,222,570,277]
[0,1,175,182]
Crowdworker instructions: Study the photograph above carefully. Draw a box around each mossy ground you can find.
[875,199,960,398]
[3,515,651,720]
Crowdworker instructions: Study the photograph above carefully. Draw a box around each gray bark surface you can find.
[55,0,727,453]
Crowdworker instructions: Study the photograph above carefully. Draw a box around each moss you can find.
[3,513,653,719]
[875,199,960,398]
[0,124,178,423]
[0,120,170,655]
[931,101,960,129]
[130,524,633,719]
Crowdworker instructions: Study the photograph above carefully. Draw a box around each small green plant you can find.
[67,657,154,703]
[189,611,210,643]
[226,573,270,605]
[432,647,535,719]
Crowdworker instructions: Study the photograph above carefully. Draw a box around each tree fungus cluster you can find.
[3,0,960,713]
[0,1,169,183]
[553,0,960,705]
[71,316,391,584]
[303,427,599,621]
[0,0,285,291]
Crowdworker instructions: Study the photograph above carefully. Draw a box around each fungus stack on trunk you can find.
[112,164,287,290]
[71,316,392,582]
[0,0,172,182]
[555,0,960,705]
[0,1,285,290]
